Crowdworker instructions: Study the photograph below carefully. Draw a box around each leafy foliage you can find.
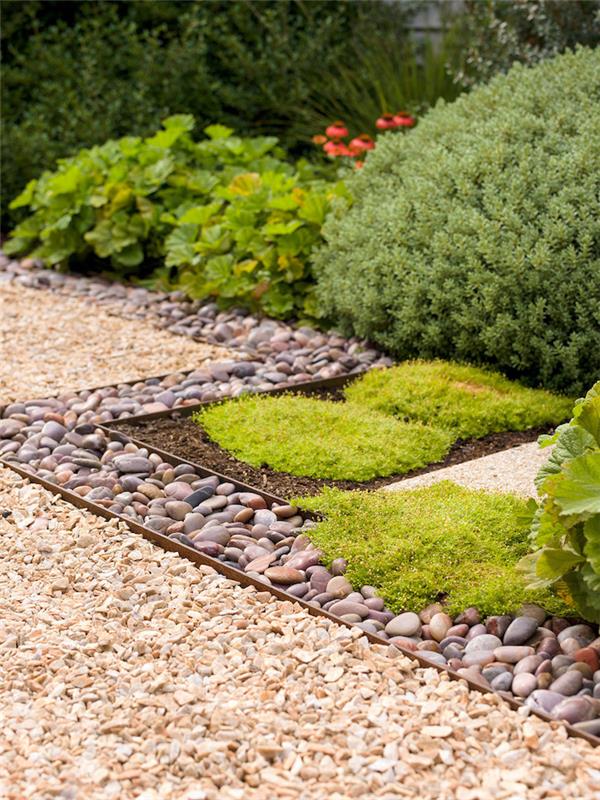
[345,361,573,440]
[5,117,345,318]
[194,394,453,481]
[1,0,410,224]
[298,483,572,616]
[314,48,600,394]
[449,0,600,87]
[519,382,600,622]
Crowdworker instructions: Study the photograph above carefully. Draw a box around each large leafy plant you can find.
[520,382,600,621]
[6,116,345,318]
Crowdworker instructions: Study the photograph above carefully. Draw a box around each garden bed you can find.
[112,411,549,497]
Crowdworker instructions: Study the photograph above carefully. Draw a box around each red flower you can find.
[393,112,416,128]
[376,113,397,130]
[354,160,364,169]
[349,134,375,154]
[312,134,328,145]
[323,140,353,157]
[325,120,349,139]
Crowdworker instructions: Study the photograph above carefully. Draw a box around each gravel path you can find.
[1,467,598,800]
[0,283,231,404]
[385,441,551,498]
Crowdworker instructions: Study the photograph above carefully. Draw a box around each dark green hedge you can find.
[1,0,410,225]
[314,48,600,395]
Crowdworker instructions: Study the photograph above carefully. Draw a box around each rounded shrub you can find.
[345,361,573,440]
[315,48,600,395]
[195,395,454,481]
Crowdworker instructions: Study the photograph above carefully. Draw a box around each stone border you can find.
[1,258,598,743]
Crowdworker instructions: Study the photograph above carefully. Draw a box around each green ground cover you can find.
[195,395,453,481]
[345,361,573,440]
[298,482,573,616]
[195,361,571,481]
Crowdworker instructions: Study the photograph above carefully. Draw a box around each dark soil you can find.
[111,394,550,500]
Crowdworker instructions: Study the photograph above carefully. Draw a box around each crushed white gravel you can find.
[385,441,551,498]
[0,283,230,404]
[0,467,598,800]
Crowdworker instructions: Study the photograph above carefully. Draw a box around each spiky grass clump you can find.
[195,394,453,481]
[298,482,573,616]
[345,361,573,440]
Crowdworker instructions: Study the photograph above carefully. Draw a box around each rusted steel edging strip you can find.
[2,455,598,747]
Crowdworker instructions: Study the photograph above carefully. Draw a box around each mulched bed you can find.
[112,394,550,499]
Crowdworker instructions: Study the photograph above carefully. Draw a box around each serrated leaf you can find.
[228,173,261,196]
[298,192,330,225]
[536,547,585,580]
[583,515,600,574]
[535,425,596,492]
[553,452,600,516]
[178,203,223,225]
[564,572,600,622]
[113,242,144,268]
[164,224,198,267]
[577,390,600,445]
[204,124,234,140]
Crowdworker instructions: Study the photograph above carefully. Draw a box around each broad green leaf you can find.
[234,259,259,275]
[268,195,300,211]
[143,157,174,188]
[49,166,83,195]
[165,224,198,267]
[577,390,600,444]
[3,237,29,255]
[564,572,600,622]
[583,515,600,574]
[162,114,195,132]
[228,173,261,196]
[84,220,115,258]
[179,203,223,225]
[553,452,600,516]
[277,228,315,257]
[298,192,329,226]
[204,124,234,140]
[535,425,595,491]
[263,220,304,236]
[9,179,37,210]
[114,242,144,268]
[581,561,600,592]
[536,547,585,580]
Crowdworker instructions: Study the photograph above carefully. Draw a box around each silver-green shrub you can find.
[314,48,600,394]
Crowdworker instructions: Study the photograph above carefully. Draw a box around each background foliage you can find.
[448,0,599,87]
[1,0,418,225]
[314,48,600,394]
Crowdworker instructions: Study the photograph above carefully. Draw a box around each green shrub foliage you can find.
[1,0,408,224]
[519,382,600,622]
[5,117,346,318]
[299,483,572,616]
[314,49,600,394]
[449,0,600,88]
[345,361,573,440]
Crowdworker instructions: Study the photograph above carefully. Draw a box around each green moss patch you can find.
[298,482,572,616]
[195,395,453,481]
[344,361,573,440]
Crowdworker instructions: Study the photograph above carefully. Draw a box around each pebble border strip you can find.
[1,255,599,741]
